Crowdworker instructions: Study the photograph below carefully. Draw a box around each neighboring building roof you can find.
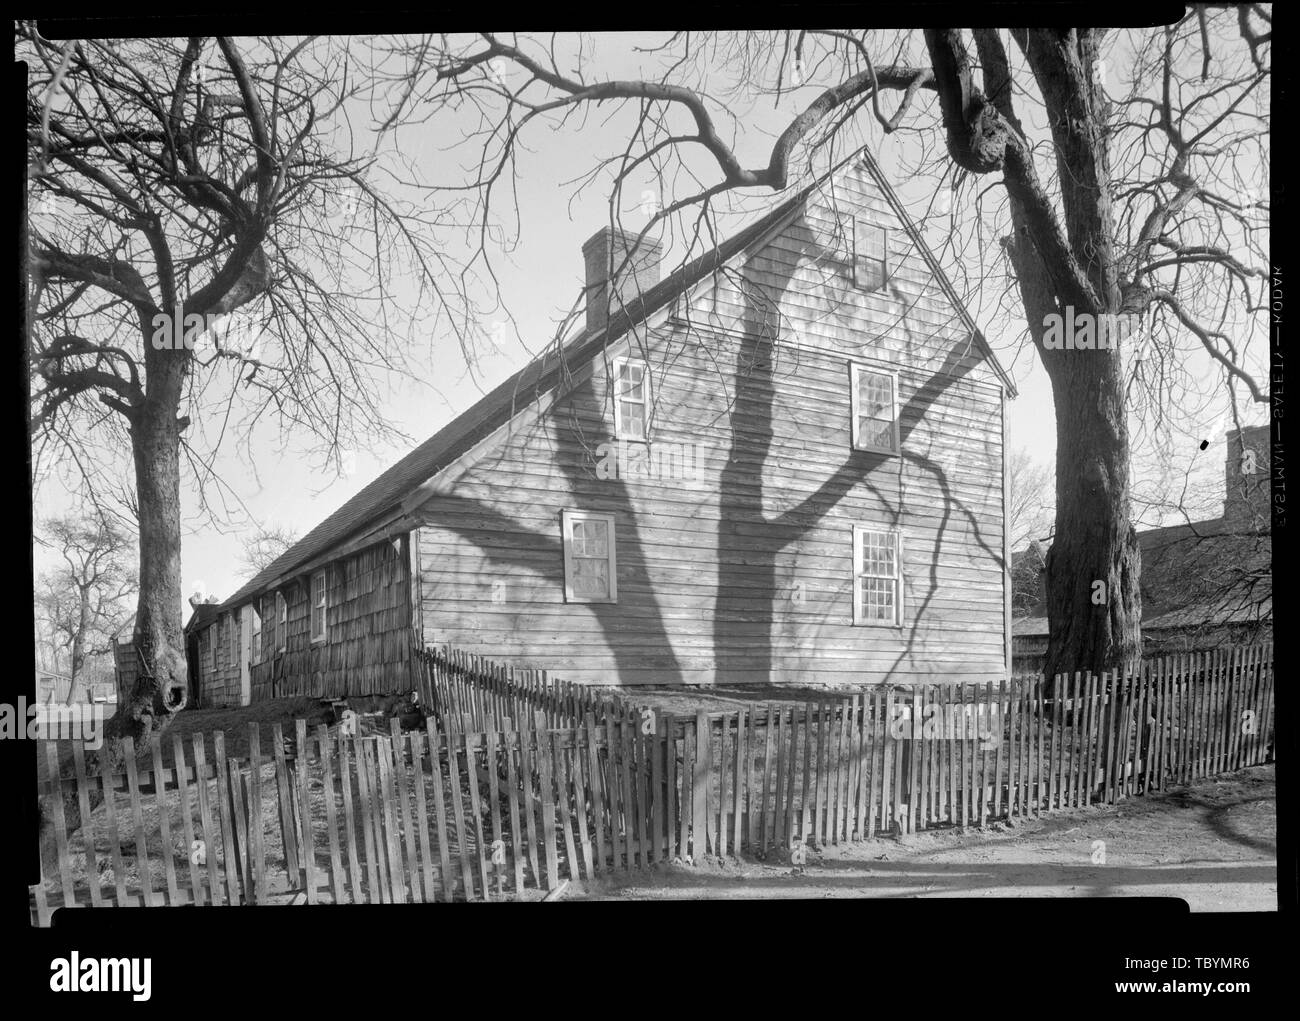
[184,602,221,635]
[1011,520,1271,639]
[218,149,1015,614]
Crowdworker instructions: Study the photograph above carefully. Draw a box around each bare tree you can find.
[1008,447,1054,551]
[34,515,137,703]
[23,29,477,768]
[239,524,301,578]
[370,15,1269,676]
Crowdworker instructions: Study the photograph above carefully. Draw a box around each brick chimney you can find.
[582,227,663,333]
[1223,423,1270,532]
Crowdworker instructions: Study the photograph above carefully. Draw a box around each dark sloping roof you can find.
[219,151,1015,613]
[184,602,221,634]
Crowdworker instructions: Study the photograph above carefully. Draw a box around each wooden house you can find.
[194,150,1016,706]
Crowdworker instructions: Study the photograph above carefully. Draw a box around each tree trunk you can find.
[1041,354,1142,680]
[119,401,190,741]
[41,400,191,863]
[63,584,90,705]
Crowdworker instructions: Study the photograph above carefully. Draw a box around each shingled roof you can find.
[218,150,1013,613]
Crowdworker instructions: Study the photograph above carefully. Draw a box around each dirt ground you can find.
[569,765,1277,911]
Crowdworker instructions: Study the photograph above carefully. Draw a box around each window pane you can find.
[573,518,608,557]
[620,400,645,438]
[857,417,893,451]
[619,362,644,395]
[572,556,609,597]
[859,371,892,413]
[860,577,896,621]
[860,531,896,576]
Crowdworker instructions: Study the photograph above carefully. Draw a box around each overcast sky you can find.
[29,31,1266,611]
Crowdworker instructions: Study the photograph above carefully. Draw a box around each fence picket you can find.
[536,711,560,887]
[484,727,505,896]
[42,744,76,908]
[149,735,182,905]
[336,733,364,903]
[71,741,105,907]
[444,723,476,899]
[553,731,580,882]
[318,727,346,904]
[502,719,525,894]
[354,736,384,902]
[582,712,605,873]
[653,713,667,864]
[460,727,490,900]
[191,733,223,906]
[608,708,624,870]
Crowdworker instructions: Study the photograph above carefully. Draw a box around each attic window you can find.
[850,362,899,454]
[562,510,617,603]
[854,220,889,292]
[612,357,650,440]
[310,570,328,643]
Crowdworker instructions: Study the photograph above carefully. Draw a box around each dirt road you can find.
[573,766,1277,911]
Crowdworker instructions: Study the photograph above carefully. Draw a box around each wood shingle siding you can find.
[197,612,242,706]
[187,539,416,704]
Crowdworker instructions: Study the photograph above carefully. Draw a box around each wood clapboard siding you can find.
[416,161,1008,686]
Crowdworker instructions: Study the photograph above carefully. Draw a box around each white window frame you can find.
[227,612,239,662]
[275,591,288,652]
[209,626,218,671]
[310,570,328,644]
[250,602,262,664]
[611,356,651,441]
[849,361,900,455]
[561,510,618,603]
[852,524,904,627]
[853,218,890,291]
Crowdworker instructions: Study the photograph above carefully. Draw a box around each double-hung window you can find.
[275,591,288,652]
[853,525,903,626]
[562,510,618,603]
[612,357,650,440]
[853,219,890,292]
[228,612,240,663]
[850,362,899,454]
[310,570,328,643]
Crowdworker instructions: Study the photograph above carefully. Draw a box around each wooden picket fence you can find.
[415,645,639,732]
[33,642,1274,916]
[32,727,268,924]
